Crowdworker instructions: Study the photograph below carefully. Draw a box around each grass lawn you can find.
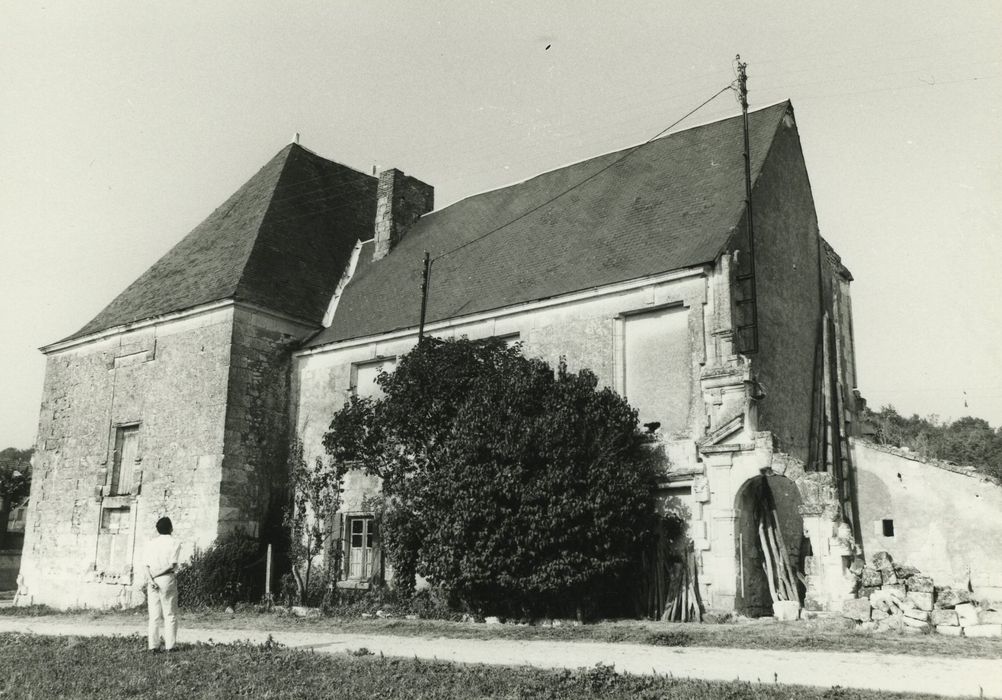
[0,632,956,699]
[5,604,1002,660]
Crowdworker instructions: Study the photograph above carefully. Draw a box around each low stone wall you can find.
[842,551,1001,637]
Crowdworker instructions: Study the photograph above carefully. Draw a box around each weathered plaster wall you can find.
[743,111,823,462]
[20,308,235,608]
[853,440,1002,598]
[294,271,711,476]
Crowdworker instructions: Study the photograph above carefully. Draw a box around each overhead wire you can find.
[430,83,737,265]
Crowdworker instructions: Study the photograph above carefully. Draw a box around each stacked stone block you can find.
[842,550,1002,637]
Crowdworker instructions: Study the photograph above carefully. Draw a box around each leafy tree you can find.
[284,440,347,605]
[323,338,660,619]
[0,447,32,549]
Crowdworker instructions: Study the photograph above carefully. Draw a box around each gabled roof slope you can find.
[311,101,792,346]
[64,144,376,343]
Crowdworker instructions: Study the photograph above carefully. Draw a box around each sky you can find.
[1,1,1000,449]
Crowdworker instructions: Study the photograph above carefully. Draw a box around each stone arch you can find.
[734,473,805,617]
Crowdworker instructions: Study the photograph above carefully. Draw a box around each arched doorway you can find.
[734,473,805,617]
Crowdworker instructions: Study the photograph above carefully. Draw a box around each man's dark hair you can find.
[156,517,173,535]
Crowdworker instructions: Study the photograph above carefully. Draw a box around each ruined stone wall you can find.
[742,110,824,462]
[20,308,235,608]
[852,439,1002,599]
[219,308,316,539]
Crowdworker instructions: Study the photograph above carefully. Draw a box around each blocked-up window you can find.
[95,506,133,574]
[345,516,375,580]
[623,306,691,434]
[110,425,139,495]
[351,358,396,400]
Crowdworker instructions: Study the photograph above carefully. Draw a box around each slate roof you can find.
[308,101,792,347]
[62,144,376,343]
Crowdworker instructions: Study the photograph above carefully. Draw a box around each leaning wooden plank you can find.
[770,509,801,605]
[766,522,792,602]
[758,522,780,603]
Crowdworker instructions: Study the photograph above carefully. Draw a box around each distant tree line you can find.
[865,406,1002,482]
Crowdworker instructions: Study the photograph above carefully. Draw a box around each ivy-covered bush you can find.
[323,338,660,619]
[176,530,263,608]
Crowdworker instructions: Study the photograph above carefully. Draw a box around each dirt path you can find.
[0,617,999,698]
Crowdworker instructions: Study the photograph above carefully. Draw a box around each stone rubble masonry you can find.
[20,304,317,609]
[218,308,313,538]
[979,610,1002,624]
[931,609,959,626]
[907,592,934,612]
[935,587,972,609]
[907,575,934,593]
[842,598,870,622]
[883,583,906,599]
[955,603,980,627]
[861,566,882,588]
[21,308,235,608]
[901,616,930,632]
[846,551,1002,638]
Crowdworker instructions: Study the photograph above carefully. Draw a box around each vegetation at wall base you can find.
[0,633,945,699]
[323,338,663,620]
[175,530,264,608]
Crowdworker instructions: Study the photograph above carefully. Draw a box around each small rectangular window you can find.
[882,519,895,537]
[110,425,139,495]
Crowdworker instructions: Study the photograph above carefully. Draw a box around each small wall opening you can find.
[882,519,894,537]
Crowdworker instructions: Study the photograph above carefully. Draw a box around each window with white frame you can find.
[345,516,375,580]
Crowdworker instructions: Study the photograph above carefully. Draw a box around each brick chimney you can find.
[372,169,434,261]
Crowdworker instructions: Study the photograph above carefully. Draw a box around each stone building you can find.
[18,100,907,611]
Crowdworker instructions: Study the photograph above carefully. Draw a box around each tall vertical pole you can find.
[418,251,431,341]
[265,543,273,607]
[735,55,759,353]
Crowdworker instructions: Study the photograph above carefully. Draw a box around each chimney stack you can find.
[373,169,434,261]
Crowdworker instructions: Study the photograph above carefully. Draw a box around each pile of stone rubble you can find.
[842,551,1002,637]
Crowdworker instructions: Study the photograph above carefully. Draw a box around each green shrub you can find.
[176,531,263,608]
[324,338,660,620]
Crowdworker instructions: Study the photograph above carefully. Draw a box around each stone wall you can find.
[852,439,1002,599]
[20,307,235,608]
[741,109,824,463]
[219,308,316,539]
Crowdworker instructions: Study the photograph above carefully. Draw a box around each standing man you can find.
[145,516,181,652]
